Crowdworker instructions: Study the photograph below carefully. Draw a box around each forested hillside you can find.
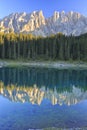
[0,32,87,61]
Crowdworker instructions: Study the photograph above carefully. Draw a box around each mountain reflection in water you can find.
[0,67,87,130]
[0,82,87,106]
[0,67,87,106]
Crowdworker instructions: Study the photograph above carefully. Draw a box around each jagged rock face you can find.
[0,10,87,36]
[0,11,46,33]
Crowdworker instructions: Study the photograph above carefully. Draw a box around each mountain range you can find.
[0,10,87,36]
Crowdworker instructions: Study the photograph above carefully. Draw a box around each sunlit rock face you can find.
[0,82,87,106]
[0,10,87,36]
[0,11,46,34]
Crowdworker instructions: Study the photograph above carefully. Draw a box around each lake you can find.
[0,67,87,130]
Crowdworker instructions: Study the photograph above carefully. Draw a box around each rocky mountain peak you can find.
[61,10,65,15]
[53,11,60,22]
[38,10,44,16]
[0,10,87,36]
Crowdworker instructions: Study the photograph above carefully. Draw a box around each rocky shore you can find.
[0,60,87,69]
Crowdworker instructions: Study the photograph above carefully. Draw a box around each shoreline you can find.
[43,128,87,130]
[0,60,87,69]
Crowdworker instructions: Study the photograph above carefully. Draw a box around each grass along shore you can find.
[0,60,87,69]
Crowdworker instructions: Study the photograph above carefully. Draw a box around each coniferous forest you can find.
[0,32,87,61]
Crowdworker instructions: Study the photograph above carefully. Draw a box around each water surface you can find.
[0,67,87,130]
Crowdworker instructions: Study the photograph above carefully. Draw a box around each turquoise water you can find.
[0,67,87,130]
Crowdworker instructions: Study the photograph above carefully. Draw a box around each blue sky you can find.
[0,0,87,18]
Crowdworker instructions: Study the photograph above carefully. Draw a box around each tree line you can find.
[0,32,87,61]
